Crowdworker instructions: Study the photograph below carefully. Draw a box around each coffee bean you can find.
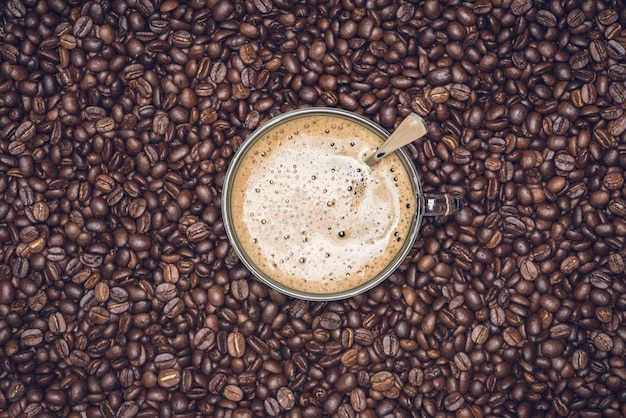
[276,387,295,410]
[21,329,43,346]
[73,16,93,37]
[445,392,465,411]
[594,333,614,352]
[370,371,395,391]
[452,147,471,165]
[318,312,341,330]
[511,0,532,15]
[163,297,184,318]
[454,352,472,371]
[609,65,626,81]
[223,384,244,401]
[158,368,181,389]
[186,222,211,243]
[264,397,281,417]
[193,328,216,350]
[607,254,625,273]
[427,68,453,86]
[607,40,626,60]
[567,9,585,27]
[154,353,176,370]
[503,216,527,236]
[117,402,139,418]
[227,332,245,357]
[14,120,35,141]
[48,312,67,334]
[541,339,564,357]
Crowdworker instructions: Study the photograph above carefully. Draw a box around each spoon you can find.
[365,113,428,167]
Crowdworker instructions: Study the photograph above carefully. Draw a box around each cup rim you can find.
[221,107,423,301]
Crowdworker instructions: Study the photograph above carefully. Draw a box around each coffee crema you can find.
[230,114,417,294]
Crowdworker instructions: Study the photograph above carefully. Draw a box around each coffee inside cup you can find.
[228,113,418,294]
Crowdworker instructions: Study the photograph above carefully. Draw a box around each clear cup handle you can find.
[422,193,463,216]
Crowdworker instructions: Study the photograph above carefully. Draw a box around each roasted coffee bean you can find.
[427,68,453,86]
[95,117,115,133]
[223,384,244,401]
[264,397,281,417]
[370,371,395,391]
[254,0,273,13]
[471,325,489,344]
[21,329,44,347]
[511,0,532,15]
[276,387,295,410]
[594,333,614,352]
[445,392,465,411]
[116,402,139,418]
[187,222,211,243]
[193,328,216,350]
[607,254,625,273]
[607,40,626,60]
[158,369,181,389]
[48,312,67,334]
[452,148,471,165]
[14,120,35,141]
[154,353,176,370]
[609,65,626,81]
[227,332,245,357]
[318,312,341,330]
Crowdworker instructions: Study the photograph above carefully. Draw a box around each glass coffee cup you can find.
[222,107,462,301]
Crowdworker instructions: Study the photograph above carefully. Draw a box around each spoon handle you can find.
[365,113,428,167]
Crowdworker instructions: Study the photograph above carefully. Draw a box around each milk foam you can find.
[230,114,417,294]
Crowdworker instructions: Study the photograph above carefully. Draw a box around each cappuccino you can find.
[229,113,417,294]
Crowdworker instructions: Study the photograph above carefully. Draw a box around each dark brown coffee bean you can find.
[589,40,608,63]
[541,339,564,357]
[158,369,181,389]
[193,328,216,350]
[453,352,472,371]
[594,333,614,352]
[318,312,341,330]
[427,68,453,86]
[48,312,67,334]
[163,297,184,318]
[607,40,626,60]
[264,397,281,417]
[511,0,531,15]
[370,371,395,391]
[572,349,588,370]
[186,222,211,243]
[223,384,244,402]
[253,0,273,13]
[227,332,245,357]
[609,65,626,81]
[73,16,93,37]
[117,402,139,418]
[561,255,581,274]
[567,9,585,27]
[154,353,176,369]
[607,254,625,274]
[451,147,471,165]
[445,392,465,412]
[276,387,295,410]
[30,202,49,222]
[14,120,35,141]
[536,10,557,27]
[21,328,44,346]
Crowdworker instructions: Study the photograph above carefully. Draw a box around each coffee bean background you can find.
[1,0,626,417]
